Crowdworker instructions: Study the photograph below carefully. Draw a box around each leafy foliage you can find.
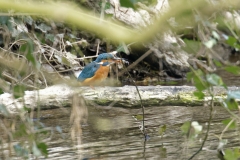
[120,0,158,10]
[222,118,236,129]
[120,0,138,10]
[0,0,240,159]
[226,36,240,50]
[13,85,25,98]
[182,39,201,54]
[206,74,226,88]
[224,66,240,75]
[159,125,166,137]
[224,148,240,160]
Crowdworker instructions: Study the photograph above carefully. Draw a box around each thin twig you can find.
[2,71,39,89]
[219,118,235,140]
[39,71,48,88]
[118,49,153,76]
[96,40,100,55]
[21,71,33,83]
[120,50,153,138]
[42,52,67,82]
[188,87,214,160]
[0,47,28,61]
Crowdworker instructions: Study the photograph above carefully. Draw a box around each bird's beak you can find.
[113,56,122,62]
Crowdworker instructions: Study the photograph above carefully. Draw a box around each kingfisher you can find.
[77,53,121,86]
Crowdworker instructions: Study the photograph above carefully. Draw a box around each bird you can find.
[94,53,121,63]
[77,53,121,86]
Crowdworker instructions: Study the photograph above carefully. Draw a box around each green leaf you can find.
[222,118,236,129]
[25,40,36,65]
[0,88,3,94]
[159,125,166,136]
[194,77,207,91]
[104,2,111,10]
[19,42,28,54]
[45,34,55,43]
[182,39,201,54]
[206,74,224,86]
[225,99,238,110]
[37,142,48,157]
[192,69,208,91]
[235,44,240,50]
[213,60,222,67]
[23,106,31,112]
[0,104,10,116]
[13,123,27,138]
[186,72,194,81]
[134,114,143,120]
[224,148,240,160]
[120,0,139,10]
[181,121,191,134]
[193,91,205,99]
[224,66,240,75]
[13,85,25,98]
[26,40,40,70]
[226,36,237,47]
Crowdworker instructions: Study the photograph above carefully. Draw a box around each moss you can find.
[94,98,112,106]
[160,92,203,106]
[85,90,229,108]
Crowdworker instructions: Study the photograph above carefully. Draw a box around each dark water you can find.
[0,104,237,159]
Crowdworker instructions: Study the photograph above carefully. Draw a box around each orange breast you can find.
[81,65,110,86]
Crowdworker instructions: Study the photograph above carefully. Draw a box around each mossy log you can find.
[0,84,239,114]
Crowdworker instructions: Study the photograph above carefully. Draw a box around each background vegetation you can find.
[0,0,240,159]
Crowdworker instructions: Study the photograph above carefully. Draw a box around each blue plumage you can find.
[94,53,115,62]
[78,62,99,82]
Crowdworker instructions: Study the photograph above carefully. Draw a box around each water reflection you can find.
[0,104,239,159]
[44,106,236,159]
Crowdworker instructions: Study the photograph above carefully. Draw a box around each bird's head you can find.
[94,53,121,63]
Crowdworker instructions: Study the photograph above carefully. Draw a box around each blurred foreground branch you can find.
[0,0,239,43]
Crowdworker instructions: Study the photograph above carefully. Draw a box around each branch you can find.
[0,85,238,114]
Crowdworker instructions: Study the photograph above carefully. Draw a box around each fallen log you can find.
[0,84,239,114]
